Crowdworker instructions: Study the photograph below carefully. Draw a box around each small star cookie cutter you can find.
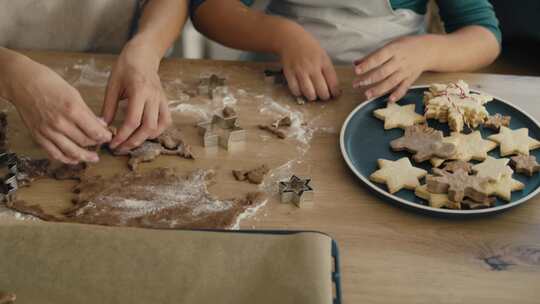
[197,113,246,150]
[0,151,19,202]
[279,175,314,208]
[198,74,226,99]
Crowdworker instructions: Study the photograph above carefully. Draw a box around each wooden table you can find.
[2,51,540,304]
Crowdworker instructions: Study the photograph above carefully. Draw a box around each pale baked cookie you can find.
[488,126,540,156]
[423,80,492,132]
[471,156,513,182]
[415,184,453,209]
[373,102,425,130]
[480,174,524,201]
[430,131,498,167]
[369,158,427,194]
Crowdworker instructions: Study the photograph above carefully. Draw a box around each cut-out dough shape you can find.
[373,102,425,130]
[369,158,427,194]
[488,126,540,156]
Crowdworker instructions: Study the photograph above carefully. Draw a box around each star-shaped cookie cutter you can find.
[279,175,314,208]
[197,114,246,150]
[198,74,226,99]
[0,151,19,202]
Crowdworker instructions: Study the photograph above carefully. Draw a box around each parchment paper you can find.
[0,220,333,304]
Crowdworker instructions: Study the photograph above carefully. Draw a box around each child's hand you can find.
[277,25,340,101]
[353,35,429,102]
[102,40,171,153]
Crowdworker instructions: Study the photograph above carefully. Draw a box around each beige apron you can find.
[0,0,141,54]
[264,0,426,64]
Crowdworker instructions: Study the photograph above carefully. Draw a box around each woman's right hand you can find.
[4,54,112,164]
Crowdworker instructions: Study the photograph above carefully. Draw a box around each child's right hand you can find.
[276,24,340,101]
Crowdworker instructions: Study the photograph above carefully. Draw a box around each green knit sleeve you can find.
[436,0,502,43]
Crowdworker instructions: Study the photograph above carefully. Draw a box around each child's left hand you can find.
[352,35,430,102]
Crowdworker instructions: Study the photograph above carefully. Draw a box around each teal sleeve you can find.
[436,0,502,44]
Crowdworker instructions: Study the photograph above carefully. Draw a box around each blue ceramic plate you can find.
[340,86,540,215]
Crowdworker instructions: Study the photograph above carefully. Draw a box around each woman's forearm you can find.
[0,47,32,102]
[425,26,501,72]
[130,0,189,60]
[193,0,301,55]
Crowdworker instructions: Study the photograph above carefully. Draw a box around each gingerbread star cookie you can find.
[471,156,513,182]
[481,174,524,201]
[426,168,490,203]
[390,124,456,162]
[488,126,540,156]
[430,131,497,167]
[373,102,425,130]
[369,158,427,194]
[510,154,540,176]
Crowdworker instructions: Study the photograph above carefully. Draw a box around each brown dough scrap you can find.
[232,165,269,184]
[48,163,88,180]
[272,116,292,128]
[510,154,540,176]
[390,124,456,162]
[484,114,511,130]
[15,157,51,186]
[461,198,495,210]
[125,140,194,171]
[442,160,473,173]
[426,168,490,203]
[258,125,287,139]
[0,292,16,304]
[222,106,237,118]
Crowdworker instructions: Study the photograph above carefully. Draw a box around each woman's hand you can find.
[277,24,340,101]
[353,35,431,102]
[6,56,111,164]
[102,39,171,153]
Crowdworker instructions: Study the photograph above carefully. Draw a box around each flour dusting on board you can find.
[72,59,111,87]
[67,169,264,229]
[258,96,315,146]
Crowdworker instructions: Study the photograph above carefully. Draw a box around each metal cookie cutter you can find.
[279,175,314,208]
[264,69,287,85]
[0,151,19,202]
[197,113,246,150]
[198,74,226,99]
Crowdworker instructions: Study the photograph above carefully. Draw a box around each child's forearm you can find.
[130,0,189,60]
[193,0,301,55]
[424,26,500,72]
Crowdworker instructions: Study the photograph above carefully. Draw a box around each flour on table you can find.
[72,58,111,87]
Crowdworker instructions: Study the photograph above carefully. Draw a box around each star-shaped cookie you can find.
[373,102,425,130]
[471,156,513,182]
[481,174,524,201]
[510,154,540,176]
[488,126,540,156]
[369,158,427,193]
[415,185,453,208]
[430,131,497,167]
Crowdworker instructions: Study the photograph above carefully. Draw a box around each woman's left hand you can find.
[353,35,431,102]
[102,39,171,153]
